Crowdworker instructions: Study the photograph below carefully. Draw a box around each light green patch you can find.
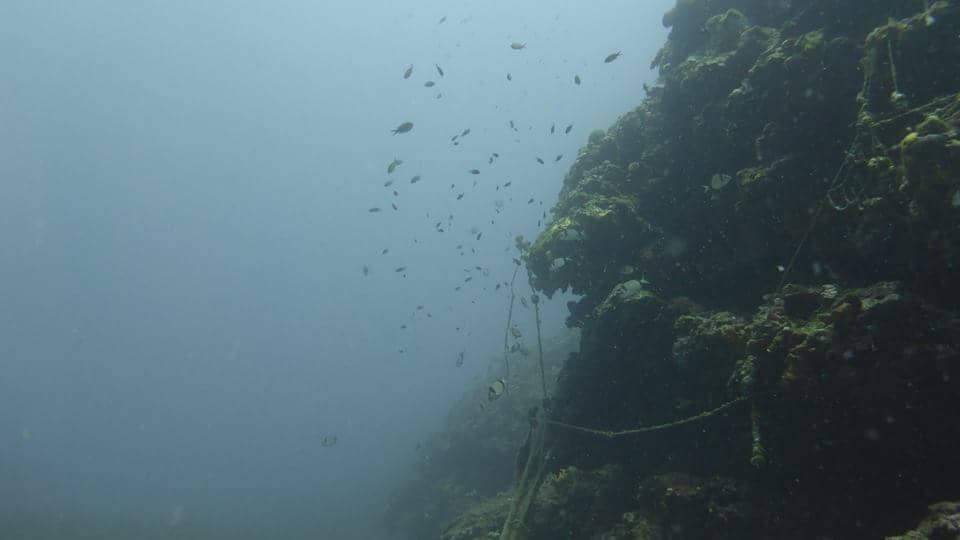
[705,9,749,53]
[798,29,825,53]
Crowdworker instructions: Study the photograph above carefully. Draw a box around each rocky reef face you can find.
[517,1,960,538]
[394,1,960,539]
[492,281,958,539]
[529,0,960,315]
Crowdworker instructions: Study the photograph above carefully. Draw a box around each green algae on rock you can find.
[522,0,960,536]
[399,1,960,538]
[887,501,960,540]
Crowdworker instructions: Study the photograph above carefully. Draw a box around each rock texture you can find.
[390,2,960,538]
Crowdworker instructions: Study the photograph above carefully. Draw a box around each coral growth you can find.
[391,2,960,538]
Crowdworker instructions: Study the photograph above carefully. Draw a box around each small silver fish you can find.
[391,122,414,135]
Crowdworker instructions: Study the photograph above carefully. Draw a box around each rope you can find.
[778,125,864,290]
[867,92,960,129]
[502,264,521,380]
[499,417,549,540]
[545,394,756,438]
[533,299,547,401]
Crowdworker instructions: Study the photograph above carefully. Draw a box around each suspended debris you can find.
[320,435,338,447]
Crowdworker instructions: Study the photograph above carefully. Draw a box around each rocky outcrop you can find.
[516,1,960,538]
[397,1,960,538]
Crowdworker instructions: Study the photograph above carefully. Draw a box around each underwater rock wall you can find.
[398,1,960,539]
[529,0,960,313]
[509,1,960,539]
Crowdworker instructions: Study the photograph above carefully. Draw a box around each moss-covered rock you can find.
[704,9,750,53]
[556,281,960,537]
[415,1,960,538]
[551,280,674,439]
[440,493,512,540]
[526,186,658,305]
[533,2,960,318]
[860,2,960,116]
[887,501,960,540]
[899,112,960,222]
[672,310,746,399]
[636,473,756,539]
[527,465,630,538]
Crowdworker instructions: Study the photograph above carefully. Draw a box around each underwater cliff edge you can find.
[390,1,960,538]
